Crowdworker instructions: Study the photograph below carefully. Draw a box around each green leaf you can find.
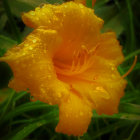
[119,103,140,115]
[95,0,110,7]
[0,89,15,120]
[10,118,57,140]
[0,14,8,30]
[93,112,140,121]
[9,0,64,18]
[14,91,28,101]
[95,4,124,36]
[93,103,140,121]
[92,120,132,139]
[2,101,56,123]
[86,0,93,8]
[9,0,44,17]
[0,35,17,56]
[0,88,12,103]
[95,5,118,22]
[46,0,64,4]
[102,13,124,36]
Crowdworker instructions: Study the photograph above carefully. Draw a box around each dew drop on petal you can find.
[111,74,115,78]
[33,39,37,43]
[29,47,33,50]
[47,75,51,79]
[58,92,62,98]
[36,17,39,21]
[24,44,29,47]
[111,67,115,71]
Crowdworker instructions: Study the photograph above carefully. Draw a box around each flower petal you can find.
[82,57,126,114]
[56,93,92,136]
[22,2,103,50]
[71,80,126,115]
[95,32,124,65]
[59,56,127,115]
[0,28,70,105]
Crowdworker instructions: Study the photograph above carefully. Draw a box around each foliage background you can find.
[0,0,140,139]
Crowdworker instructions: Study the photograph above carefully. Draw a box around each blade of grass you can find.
[125,49,140,61]
[92,121,131,139]
[1,101,56,123]
[127,122,140,140]
[11,119,35,125]
[14,91,28,101]
[86,0,92,8]
[125,0,135,52]
[93,112,140,120]
[0,35,17,56]
[2,0,21,43]
[10,118,58,140]
[0,90,15,120]
[119,103,140,115]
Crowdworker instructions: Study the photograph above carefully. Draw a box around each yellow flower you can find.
[0,2,127,136]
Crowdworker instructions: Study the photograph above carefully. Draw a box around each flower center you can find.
[53,45,95,77]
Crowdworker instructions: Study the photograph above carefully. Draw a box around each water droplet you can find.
[48,20,51,24]
[111,67,115,71]
[57,92,61,98]
[40,88,45,93]
[111,74,115,78]
[96,86,101,91]
[24,44,29,47]
[22,52,26,56]
[29,47,33,50]
[43,50,47,53]
[47,75,51,79]
[88,111,92,116]
[32,39,37,43]
[48,66,51,71]
[36,17,39,21]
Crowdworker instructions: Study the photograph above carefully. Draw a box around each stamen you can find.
[122,56,137,78]
[54,47,94,76]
